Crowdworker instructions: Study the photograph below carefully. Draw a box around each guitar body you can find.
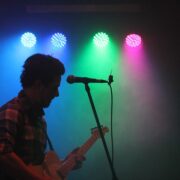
[29,151,66,180]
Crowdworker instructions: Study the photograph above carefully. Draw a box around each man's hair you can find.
[20,53,65,88]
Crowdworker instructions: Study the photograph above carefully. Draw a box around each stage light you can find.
[21,32,36,48]
[93,32,109,48]
[51,33,67,48]
[125,34,142,47]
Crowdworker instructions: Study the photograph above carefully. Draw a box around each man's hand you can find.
[71,148,86,170]
[64,147,86,170]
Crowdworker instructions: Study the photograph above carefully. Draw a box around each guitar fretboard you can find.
[78,135,98,156]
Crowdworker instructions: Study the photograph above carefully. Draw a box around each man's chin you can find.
[43,101,51,108]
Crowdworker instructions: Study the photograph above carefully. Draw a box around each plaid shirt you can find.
[0,90,47,165]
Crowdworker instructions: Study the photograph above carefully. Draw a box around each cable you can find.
[108,75,114,166]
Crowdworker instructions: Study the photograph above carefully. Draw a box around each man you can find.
[0,54,84,180]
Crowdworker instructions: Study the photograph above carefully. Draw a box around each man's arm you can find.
[0,152,51,180]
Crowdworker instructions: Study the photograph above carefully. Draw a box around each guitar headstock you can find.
[91,126,109,138]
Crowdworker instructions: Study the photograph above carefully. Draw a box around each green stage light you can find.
[93,32,109,48]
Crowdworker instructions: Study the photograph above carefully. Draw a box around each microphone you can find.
[67,75,108,84]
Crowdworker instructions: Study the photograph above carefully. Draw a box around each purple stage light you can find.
[125,34,142,47]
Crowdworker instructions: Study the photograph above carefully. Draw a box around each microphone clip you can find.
[108,75,113,85]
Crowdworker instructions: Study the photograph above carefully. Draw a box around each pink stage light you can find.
[125,34,142,47]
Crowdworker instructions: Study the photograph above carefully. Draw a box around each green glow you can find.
[72,36,121,86]
[69,36,122,130]
[93,32,109,48]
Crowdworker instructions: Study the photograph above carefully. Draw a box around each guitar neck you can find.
[77,135,98,156]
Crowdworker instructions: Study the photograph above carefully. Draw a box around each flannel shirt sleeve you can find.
[0,107,19,154]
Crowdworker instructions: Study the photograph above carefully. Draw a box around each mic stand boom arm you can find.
[84,83,118,180]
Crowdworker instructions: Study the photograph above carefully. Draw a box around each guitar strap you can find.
[44,131,67,179]
[45,130,54,151]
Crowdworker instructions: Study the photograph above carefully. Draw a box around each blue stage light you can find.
[51,33,67,48]
[21,32,36,48]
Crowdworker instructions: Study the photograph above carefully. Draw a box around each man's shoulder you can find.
[0,97,22,122]
[0,97,20,112]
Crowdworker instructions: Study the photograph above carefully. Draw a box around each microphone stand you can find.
[84,83,119,180]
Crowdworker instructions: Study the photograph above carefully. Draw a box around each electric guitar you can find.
[28,126,109,180]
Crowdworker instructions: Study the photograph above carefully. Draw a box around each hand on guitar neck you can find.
[64,147,86,170]
[59,126,109,178]
[58,147,86,178]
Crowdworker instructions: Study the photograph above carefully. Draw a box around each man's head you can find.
[20,53,65,107]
